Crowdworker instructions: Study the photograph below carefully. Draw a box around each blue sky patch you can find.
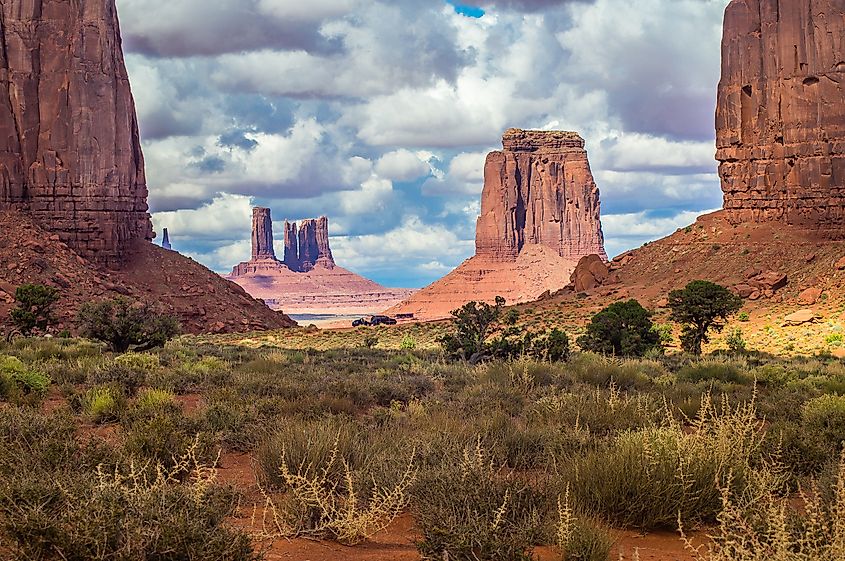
[448,1,485,18]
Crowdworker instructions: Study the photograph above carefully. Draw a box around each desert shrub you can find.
[114,352,160,371]
[0,442,257,561]
[669,280,743,355]
[577,300,661,357]
[737,311,750,322]
[81,385,122,424]
[131,388,178,419]
[77,298,180,352]
[567,353,655,390]
[565,396,765,529]
[88,362,146,396]
[440,296,506,361]
[0,355,50,400]
[557,491,614,561]
[263,434,416,545]
[413,441,550,561]
[677,359,750,385]
[751,364,798,389]
[400,335,417,350]
[726,328,747,353]
[9,283,60,336]
[684,452,845,561]
[533,388,660,438]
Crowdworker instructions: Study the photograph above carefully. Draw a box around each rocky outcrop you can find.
[252,207,276,260]
[716,0,845,230]
[390,129,608,320]
[229,209,413,316]
[476,129,607,261]
[289,217,335,272]
[0,0,153,266]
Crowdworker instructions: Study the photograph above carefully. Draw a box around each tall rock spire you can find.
[0,0,153,266]
[716,0,845,229]
[283,220,300,270]
[161,228,172,250]
[475,129,607,262]
[251,207,276,260]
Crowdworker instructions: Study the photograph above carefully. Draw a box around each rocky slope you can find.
[717,0,845,230]
[0,0,294,333]
[228,210,414,316]
[0,210,295,334]
[389,129,607,320]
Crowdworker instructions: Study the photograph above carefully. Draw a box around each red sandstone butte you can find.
[717,0,845,230]
[228,210,415,316]
[0,0,295,334]
[389,129,608,320]
[0,0,153,266]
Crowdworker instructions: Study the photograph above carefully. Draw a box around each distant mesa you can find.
[0,0,295,334]
[227,208,415,317]
[717,0,845,231]
[389,128,608,320]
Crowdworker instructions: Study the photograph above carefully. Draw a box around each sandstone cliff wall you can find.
[0,0,153,265]
[717,0,845,229]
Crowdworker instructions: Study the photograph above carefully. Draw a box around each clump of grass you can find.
[557,488,614,561]
[262,435,416,545]
[114,352,160,371]
[81,385,122,424]
[0,355,50,401]
[565,394,766,529]
[678,358,750,385]
[412,440,550,561]
[684,451,845,561]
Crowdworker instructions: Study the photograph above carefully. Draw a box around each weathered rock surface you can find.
[476,129,607,261]
[783,309,820,326]
[571,254,611,292]
[252,208,276,260]
[390,129,608,320]
[0,0,153,265]
[717,0,845,230]
[229,210,413,315]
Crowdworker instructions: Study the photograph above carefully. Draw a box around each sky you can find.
[117,0,731,289]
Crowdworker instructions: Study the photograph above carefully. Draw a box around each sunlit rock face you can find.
[0,0,153,266]
[717,0,845,231]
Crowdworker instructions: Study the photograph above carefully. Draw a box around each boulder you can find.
[836,256,845,271]
[570,255,610,292]
[748,271,788,292]
[782,309,820,327]
[798,287,823,306]
[733,283,754,298]
[717,0,845,230]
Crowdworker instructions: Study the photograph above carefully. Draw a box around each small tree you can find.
[439,296,506,362]
[668,280,743,355]
[77,298,180,352]
[577,299,661,357]
[9,284,60,336]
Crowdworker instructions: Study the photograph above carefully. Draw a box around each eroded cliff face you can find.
[717,0,845,229]
[0,0,153,265]
[251,208,276,260]
[475,129,607,261]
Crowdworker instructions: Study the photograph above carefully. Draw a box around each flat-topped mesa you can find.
[0,0,153,266]
[251,208,276,260]
[716,0,845,231]
[476,129,607,262]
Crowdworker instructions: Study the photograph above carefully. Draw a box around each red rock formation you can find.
[229,210,412,315]
[476,129,607,262]
[390,129,608,320]
[0,0,153,265]
[571,254,610,292]
[251,207,276,260]
[717,0,845,230]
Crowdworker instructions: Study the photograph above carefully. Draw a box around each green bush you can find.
[9,283,60,336]
[677,359,750,385]
[577,300,661,357]
[669,280,743,355]
[88,362,146,396]
[0,355,50,400]
[726,328,747,353]
[114,352,161,371]
[77,298,180,352]
[81,385,122,424]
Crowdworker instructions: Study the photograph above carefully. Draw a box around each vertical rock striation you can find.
[0,0,153,265]
[475,129,607,261]
[251,207,276,260]
[716,0,845,229]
